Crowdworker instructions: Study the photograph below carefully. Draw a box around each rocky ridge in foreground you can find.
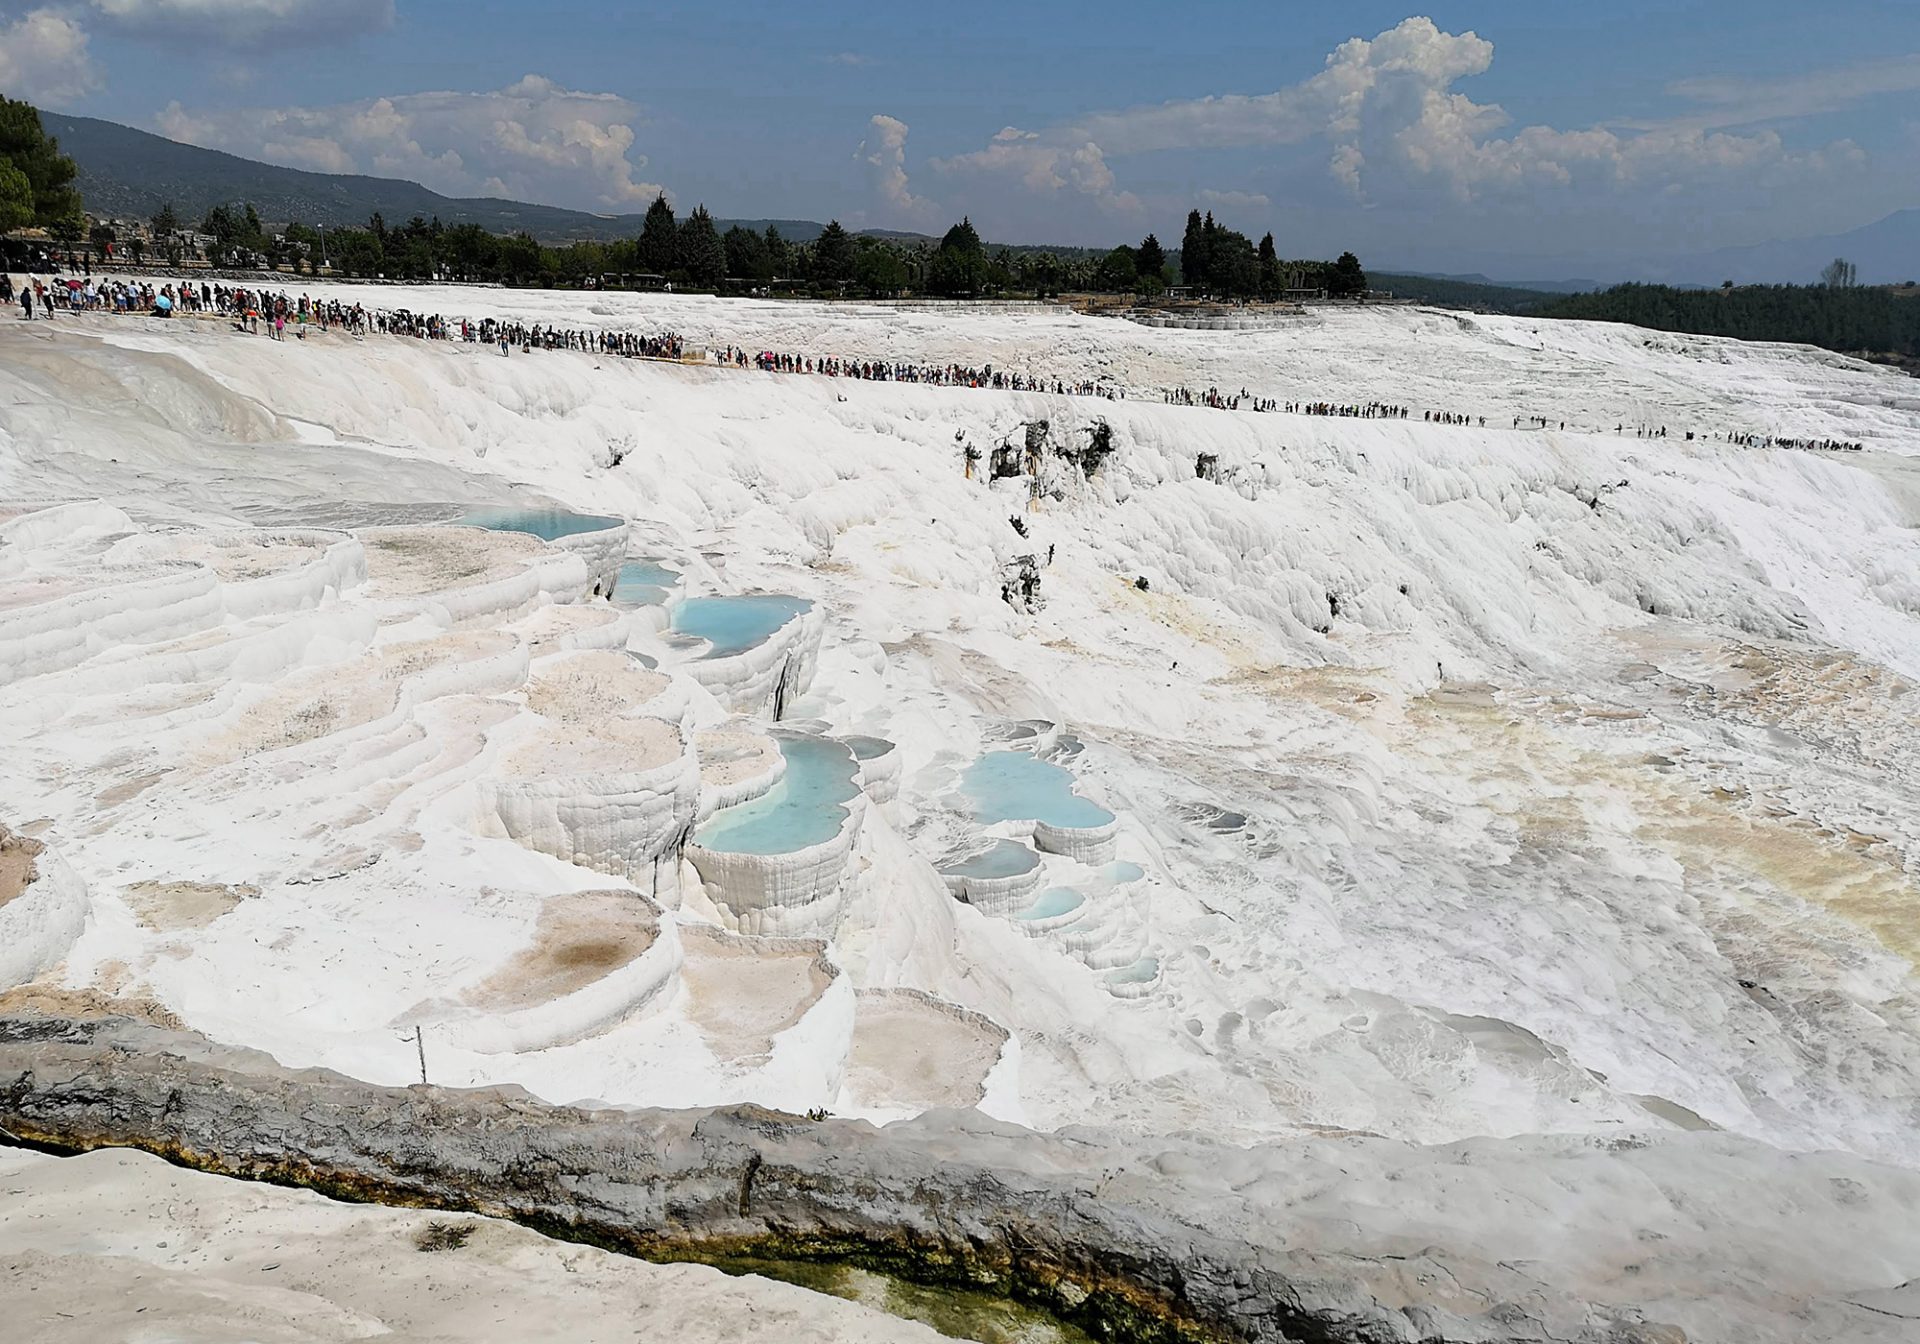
[5,1012,1917,1344]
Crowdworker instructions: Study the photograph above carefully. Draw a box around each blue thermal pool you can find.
[940,839,1040,881]
[612,559,681,606]
[673,595,811,659]
[694,737,860,856]
[1103,861,1145,884]
[962,751,1116,829]
[844,735,895,762]
[1105,957,1160,985]
[459,506,624,541]
[1017,887,1085,921]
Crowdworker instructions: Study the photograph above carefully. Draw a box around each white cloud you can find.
[1199,188,1270,210]
[855,113,937,225]
[932,126,1141,213]
[934,16,1871,213]
[155,74,665,209]
[84,0,394,47]
[1654,53,1920,132]
[0,8,102,106]
[825,51,871,67]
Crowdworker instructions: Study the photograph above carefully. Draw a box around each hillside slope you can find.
[40,112,823,243]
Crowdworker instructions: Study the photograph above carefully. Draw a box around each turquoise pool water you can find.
[1017,888,1085,921]
[694,737,860,856]
[843,735,895,762]
[1105,956,1160,985]
[1103,861,1145,884]
[962,752,1115,829]
[673,595,811,659]
[459,506,623,541]
[612,559,681,607]
[941,839,1040,881]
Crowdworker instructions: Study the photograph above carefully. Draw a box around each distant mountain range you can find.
[1667,209,1919,288]
[39,112,824,244]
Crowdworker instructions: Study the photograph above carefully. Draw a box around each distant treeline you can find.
[150,194,1371,303]
[1542,282,1920,357]
[1366,272,1560,314]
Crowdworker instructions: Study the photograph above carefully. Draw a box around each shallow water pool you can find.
[941,839,1040,881]
[1105,956,1160,985]
[612,559,681,606]
[673,595,811,659]
[459,506,624,541]
[1017,887,1085,920]
[962,751,1115,829]
[695,736,859,855]
[843,734,895,762]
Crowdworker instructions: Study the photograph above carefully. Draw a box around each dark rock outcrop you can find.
[8,1011,1883,1344]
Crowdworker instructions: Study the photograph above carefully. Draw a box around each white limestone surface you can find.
[0,831,87,990]
[0,1147,951,1344]
[3,290,1920,1339]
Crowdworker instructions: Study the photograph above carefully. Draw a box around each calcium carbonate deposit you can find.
[3,284,1919,1341]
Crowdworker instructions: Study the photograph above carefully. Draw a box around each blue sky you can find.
[4,1,1918,272]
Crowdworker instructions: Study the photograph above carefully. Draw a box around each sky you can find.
[3,1,1919,275]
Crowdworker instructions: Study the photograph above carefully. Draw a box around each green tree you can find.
[724,225,771,282]
[1820,257,1858,289]
[854,243,907,295]
[1330,251,1368,298]
[0,159,31,233]
[676,205,726,287]
[1180,209,1207,291]
[763,224,790,278]
[1095,245,1138,292]
[1257,232,1281,301]
[496,231,541,282]
[1188,216,1258,298]
[814,219,855,287]
[152,201,180,238]
[0,97,81,234]
[636,193,677,274]
[928,216,986,296]
[1136,232,1166,284]
[200,204,241,256]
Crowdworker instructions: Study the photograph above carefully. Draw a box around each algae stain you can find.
[716,1257,1098,1344]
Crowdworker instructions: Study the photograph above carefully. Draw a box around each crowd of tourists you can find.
[722,345,1123,398]
[1164,385,1479,424]
[1,269,1875,452]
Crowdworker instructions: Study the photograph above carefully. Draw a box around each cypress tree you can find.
[1180,209,1206,292]
[637,193,677,274]
[677,205,726,286]
[814,219,855,286]
[1137,232,1166,284]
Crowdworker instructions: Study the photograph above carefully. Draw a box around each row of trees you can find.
[1542,280,1920,358]
[246,196,1375,302]
[1178,209,1367,300]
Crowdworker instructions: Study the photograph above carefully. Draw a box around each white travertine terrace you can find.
[672,596,825,715]
[4,285,1920,1341]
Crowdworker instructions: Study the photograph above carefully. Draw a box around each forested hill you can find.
[38,111,821,244]
[1543,283,1920,359]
